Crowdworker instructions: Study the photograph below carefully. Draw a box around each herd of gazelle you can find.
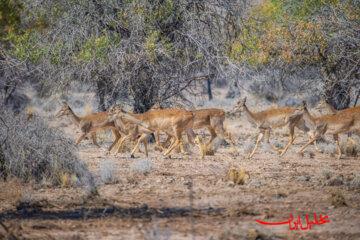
[55,97,360,159]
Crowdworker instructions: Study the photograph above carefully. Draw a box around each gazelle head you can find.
[55,102,72,117]
[233,97,247,113]
[294,100,308,113]
[314,99,335,113]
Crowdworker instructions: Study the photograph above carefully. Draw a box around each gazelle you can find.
[298,101,360,159]
[103,106,205,158]
[55,102,121,148]
[157,108,235,151]
[98,105,155,157]
[147,103,234,153]
[233,97,308,158]
[316,99,337,114]
[190,108,235,148]
[316,99,360,145]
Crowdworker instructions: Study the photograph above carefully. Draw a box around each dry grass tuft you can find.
[246,228,261,240]
[194,136,215,159]
[343,138,359,157]
[25,106,35,121]
[329,190,347,207]
[227,167,250,185]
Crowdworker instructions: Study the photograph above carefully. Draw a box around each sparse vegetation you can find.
[0,108,95,192]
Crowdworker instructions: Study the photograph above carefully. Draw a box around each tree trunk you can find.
[132,64,157,113]
[322,66,351,110]
[96,80,107,111]
[207,78,213,101]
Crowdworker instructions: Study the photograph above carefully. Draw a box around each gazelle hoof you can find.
[130,154,135,158]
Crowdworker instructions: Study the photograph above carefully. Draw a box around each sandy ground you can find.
[1,92,360,239]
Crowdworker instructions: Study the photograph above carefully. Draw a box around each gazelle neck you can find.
[242,104,259,123]
[67,108,81,126]
[302,107,317,126]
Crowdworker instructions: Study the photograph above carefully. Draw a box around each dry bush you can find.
[317,142,336,155]
[0,108,95,192]
[99,160,118,184]
[349,174,360,190]
[131,159,153,175]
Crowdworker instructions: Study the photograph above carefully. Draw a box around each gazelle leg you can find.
[248,131,265,158]
[299,137,317,154]
[75,133,86,146]
[348,134,356,145]
[155,133,171,152]
[264,129,279,152]
[206,127,217,149]
[280,126,295,156]
[314,140,322,153]
[91,133,100,147]
[112,129,121,141]
[179,138,187,154]
[333,134,342,160]
[110,136,123,153]
[116,135,130,153]
[186,128,196,145]
[143,139,148,157]
[130,133,148,158]
[214,126,237,153]
[108,131,121,152]
[164,139,181,156]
